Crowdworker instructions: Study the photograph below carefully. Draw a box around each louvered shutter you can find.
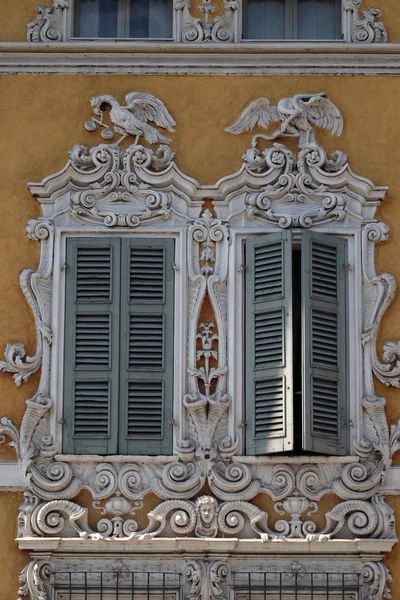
[245,232,294,454]
[302,231,347,455]
[63,238,121,454]
[119,238,174,455]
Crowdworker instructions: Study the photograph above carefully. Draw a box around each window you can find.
[245,230,347,456]
[74,0,173,39]
[242,0,342,40]
[62,237,175,456]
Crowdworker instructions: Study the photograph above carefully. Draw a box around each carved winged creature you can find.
[89,92,176,145]
[226,93,343,148]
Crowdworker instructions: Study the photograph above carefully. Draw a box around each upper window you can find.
[242,0,342,40]
[74,0,173,39]
[62,236,175,455]
[27,0,387,44]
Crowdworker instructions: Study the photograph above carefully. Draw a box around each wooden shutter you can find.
[63,238,121,454]
[245,232,294,454]
[119,238,175,455]
[302,231,347,455]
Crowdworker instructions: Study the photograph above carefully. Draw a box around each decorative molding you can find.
[2,43,400,75]
[344,0,387,44]
[362,562,392,600]
[18,560,51,600]
[26,1,386,44]
[27,1,69,43]
[16,492,396,543]
[185,560,228,600]
[175,0,239,43]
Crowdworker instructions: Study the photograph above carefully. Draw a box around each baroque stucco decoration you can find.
[0,91,398,599]
[26,0,387,44]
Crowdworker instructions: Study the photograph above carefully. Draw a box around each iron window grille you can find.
[232,571,362,600]
[53,571,183,600]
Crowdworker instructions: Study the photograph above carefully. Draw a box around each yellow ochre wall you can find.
[1,7,400,591]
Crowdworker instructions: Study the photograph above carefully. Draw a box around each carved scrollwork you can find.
[244,144,347,228]
[321,495,395,540]
[344,0,387,43]
[363,562,392,600]
[27,1,68,42]
[175,0,239,43]
[18,560,51,600]
[151,461,205,499]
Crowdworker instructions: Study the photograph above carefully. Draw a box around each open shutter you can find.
[245,232,293,454]
[302,231,347,455]
[63,238,121,454]
[119,238,175,455]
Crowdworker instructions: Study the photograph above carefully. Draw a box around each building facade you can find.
[1,1,400,598]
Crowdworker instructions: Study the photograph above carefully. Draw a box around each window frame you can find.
[72,0,174,41]
[51,228,187,458]
[227,227,361,457]
[241,0,342,42]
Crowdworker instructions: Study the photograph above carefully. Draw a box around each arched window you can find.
[74,0,173,39]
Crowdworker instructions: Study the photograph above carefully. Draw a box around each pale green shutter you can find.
[63,238,121,454]
[118,238,175,455]
[302,231,347,455]
[245,232,294,454]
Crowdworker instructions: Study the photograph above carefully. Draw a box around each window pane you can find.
[298,0,342,40]
[243,0,285,40]
[75,0,118,38]
[130,0,173,38]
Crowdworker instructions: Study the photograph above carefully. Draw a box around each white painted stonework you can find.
[1,91,399,599]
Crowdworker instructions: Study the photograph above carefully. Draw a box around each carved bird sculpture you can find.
[225,93,343,148]
[89,92,176,145]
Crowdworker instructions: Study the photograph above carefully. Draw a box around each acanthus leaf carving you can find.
[185,559,228,600]
[18,560,51,600]
[363,562,393,600]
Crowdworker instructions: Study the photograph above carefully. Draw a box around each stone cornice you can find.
[17,535,396,554]
[1,42,400,74]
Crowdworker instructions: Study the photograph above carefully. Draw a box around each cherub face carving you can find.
[195,495,218,529]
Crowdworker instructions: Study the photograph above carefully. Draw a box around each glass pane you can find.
[298,0,342,40]
[130,0,173,38]
[75,0,118,38]
[243,0,285,40]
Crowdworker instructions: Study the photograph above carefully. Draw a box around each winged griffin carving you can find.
[226,93,343,148]
[85,92,176,145]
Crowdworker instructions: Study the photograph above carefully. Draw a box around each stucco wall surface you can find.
[0,72,400,595]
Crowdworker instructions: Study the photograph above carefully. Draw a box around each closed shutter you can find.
[245,232,294,454]
[63,238,121,454]
[302,231,347,455]
[119,238,175,455]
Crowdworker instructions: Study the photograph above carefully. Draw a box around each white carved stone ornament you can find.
[226,93,343,149]
[26,0,387,44]
[186,560,228,600]
[175,0,239,43]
